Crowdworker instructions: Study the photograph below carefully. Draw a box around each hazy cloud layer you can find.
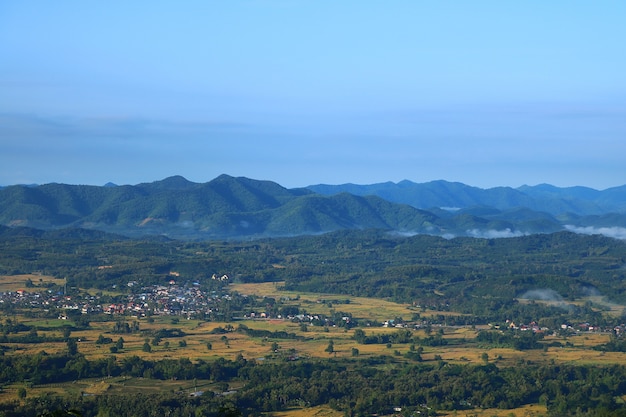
[565,225,626,240]
[520,289,564,302]
[466,228,526,239]
[519,289,575,312]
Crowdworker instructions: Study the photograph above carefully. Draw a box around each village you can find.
[1,277,625,338]
[0,275,233,321]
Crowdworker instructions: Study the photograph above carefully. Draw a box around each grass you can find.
[0,377,218,405]
[271,406,343,417]
[436,404,547,417]
[230,282,434,322]
[0,274,65,292]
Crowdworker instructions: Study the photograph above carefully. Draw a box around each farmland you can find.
[2,280,626,417]
[2,229,626,416]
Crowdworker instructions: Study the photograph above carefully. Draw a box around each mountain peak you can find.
[213,174,236,181]
[139,175,196,191]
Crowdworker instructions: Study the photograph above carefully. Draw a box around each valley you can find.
[1,226,626,416]
[2,279,626,417]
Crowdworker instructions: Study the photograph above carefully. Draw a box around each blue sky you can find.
[1,1,625,189]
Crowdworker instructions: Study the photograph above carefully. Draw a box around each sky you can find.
[1,1,625,190]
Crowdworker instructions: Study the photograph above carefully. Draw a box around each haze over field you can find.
[1,2,625,189]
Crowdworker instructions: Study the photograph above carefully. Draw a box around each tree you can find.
[271,341,280,352]
[62,326,72,340]
[67,338,78,356]
[17,386,26,399]
[353,328,366,344]
[221,335,229,347]
[351,347,359,357]
[142,342,152,353]
[325,340,334,354]
[38,410,82,417]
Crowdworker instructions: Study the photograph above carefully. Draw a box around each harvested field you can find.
[0,274,65,292]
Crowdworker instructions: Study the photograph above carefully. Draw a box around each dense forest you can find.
[1,226,625,320]
[2,350,626,416]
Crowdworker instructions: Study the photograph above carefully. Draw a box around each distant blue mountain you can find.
[308,180,626,216]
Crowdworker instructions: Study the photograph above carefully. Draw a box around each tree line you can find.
[2,351,626,416]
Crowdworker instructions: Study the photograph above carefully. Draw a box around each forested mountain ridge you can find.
[308,179,626,216]
[0,174,625,239]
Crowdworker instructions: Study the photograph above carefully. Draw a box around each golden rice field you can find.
[436,404,547,417]
[0,377,219,404]
[0,274,65,292]
[271,406,343,417]
[3,281,625,366]
[230,281,450,322]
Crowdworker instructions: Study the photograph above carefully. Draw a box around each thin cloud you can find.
[466,228,526,239]
[565,225,626,240]
[520,289,564,302]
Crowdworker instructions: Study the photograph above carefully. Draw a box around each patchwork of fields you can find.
[2,276,626,416]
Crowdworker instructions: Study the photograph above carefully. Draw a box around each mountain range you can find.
[1,174,625,240]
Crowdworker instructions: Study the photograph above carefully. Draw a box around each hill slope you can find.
[0,175,449,239]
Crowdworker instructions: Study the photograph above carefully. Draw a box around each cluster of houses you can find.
[99,281,233,318]
[0,276,235,320]
[491,319,626,336]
